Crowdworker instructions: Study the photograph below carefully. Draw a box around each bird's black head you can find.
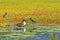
[4,12,7,15]
[22,19,26,21]
[5,12,7,14]
[30,18,32,19]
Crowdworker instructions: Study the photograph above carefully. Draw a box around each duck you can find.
[30,18,36,32]
[16,19,26,33]
[3,12,8,18]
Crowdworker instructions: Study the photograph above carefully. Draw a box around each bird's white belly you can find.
[23,21,26,25]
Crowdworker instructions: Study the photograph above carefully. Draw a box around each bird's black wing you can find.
[31,20,36,23]
[16,23,23,27]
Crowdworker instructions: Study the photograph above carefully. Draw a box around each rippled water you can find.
[0,32,60,40]
[0,25,60,40]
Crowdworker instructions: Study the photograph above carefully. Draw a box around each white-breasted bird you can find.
[16,19,26,33]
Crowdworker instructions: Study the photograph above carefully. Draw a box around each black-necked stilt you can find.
[30,18,36,32]
[3,12,8,18]
[16,19,26,33]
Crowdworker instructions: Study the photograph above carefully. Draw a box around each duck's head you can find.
[22,19,26,22]
[30,18,32,20]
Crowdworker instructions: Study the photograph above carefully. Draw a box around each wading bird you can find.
[30,18,36,32]
[16,19,26,33]
[3,12,8,18]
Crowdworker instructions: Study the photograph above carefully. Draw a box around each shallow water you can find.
[0,25,60,40]
[0,32,59,40]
